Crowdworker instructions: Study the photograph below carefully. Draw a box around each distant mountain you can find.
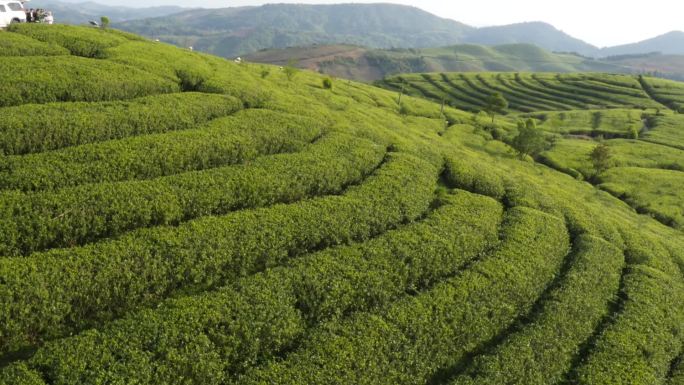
[113,3,684,60]
[29,0,187,25]
[117,4,473,57]
[245,43,646,82]
[600,31,684,57]
[602,53,684,81]
[463,22,599,57]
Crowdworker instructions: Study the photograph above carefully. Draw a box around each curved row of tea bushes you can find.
[0,109,326,191]
[383,73,666,113]
[0,132,385,256]
[449,234,624,385]
[572,266,684,384]
[475,74,564,111]
[239,206,570,385]
[0,92,242,155]
[437,74,490,109]
[559,77,648,99]
[420,75,484,111]
[599,167,684,230]
[497,74,585,109]
[7,24,137,58]
[639,77,684,112]
[535,75,660,109]
[104,41,216,90]
[523,75,613,108]
[510,74,589,109]
[0,56,179,108]
[565,228,684,385]
[0,31,69,57]
[0,152,439,356]
[0,190,503,385]
[443,153,506,200]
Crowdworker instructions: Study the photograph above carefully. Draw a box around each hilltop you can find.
[0,24,683,385]
[464,21,598,57]
[601,31,684,57]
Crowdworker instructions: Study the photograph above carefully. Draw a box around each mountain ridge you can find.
[24,2,684,59]
[113,3,683,58]
[464,21,599,57]
[600,31,684,56]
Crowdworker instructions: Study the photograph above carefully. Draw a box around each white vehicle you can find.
[0,1,27,28]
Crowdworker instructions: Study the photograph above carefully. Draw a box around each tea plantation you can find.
[381,72,684,232]
[0,25,683,385]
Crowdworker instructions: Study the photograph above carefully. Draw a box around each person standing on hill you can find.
[26,8,33,23]
[45,11,53,24]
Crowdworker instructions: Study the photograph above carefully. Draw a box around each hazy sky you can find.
[63,0,683,47]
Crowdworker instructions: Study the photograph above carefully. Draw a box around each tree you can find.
[589,141,614,177]
[511,118,546,159]
[283,59,299,81]
[100,16,110,29]
[484,92,508,124]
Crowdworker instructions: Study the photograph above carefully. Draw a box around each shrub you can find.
[510,118,547,159]
[100,16,110,29]
[589,141,614,177]
[322,77,333,90]
[283,59,299,81]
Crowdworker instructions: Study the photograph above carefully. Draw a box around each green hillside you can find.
[246,44,684,83]
[0,25,683,385]
[380,72,670,112]
[380,70,684,229]
[116,3,473,58]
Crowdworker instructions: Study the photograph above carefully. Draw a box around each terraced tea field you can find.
[0,25,683,385]
[381,72,674,112]
[381,71,684,231]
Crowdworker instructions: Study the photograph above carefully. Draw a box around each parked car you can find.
[0,1,27,28]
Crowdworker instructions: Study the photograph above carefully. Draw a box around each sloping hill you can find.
[380,69,684,230]
[463,21,599,56]
[380,72,666,112]
[246,43,684,82]
[603,53,684,81]
[117,3,473,57]
[116,3,684,61]
[0,25,683,385]
[601,31,684,56]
